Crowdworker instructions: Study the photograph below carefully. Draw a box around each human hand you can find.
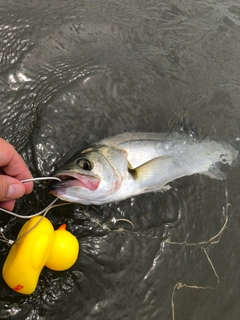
[0,138,33,211]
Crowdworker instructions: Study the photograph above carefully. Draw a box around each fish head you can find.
[49,146,128,205]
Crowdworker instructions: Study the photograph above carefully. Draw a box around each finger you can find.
[22,181,34,195]
[0,199,15,211]
[0,138,33,182]
[0,175,25,201]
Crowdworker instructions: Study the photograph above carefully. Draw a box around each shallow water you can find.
[1,0,240,319]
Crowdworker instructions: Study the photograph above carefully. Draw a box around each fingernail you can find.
[7,184,24,199]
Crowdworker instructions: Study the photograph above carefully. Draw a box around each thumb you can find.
[0,175,25,201]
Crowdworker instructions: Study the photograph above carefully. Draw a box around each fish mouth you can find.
[49,171,100,193]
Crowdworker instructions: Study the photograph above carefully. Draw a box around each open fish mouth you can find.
[49,172,100,192]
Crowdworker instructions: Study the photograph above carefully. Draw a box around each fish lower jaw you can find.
[49,185,103,205]
[50,191,93,205]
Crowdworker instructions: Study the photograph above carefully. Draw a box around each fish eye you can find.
[77,158,92,170]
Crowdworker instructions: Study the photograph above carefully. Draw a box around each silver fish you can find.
[49,132,238,205]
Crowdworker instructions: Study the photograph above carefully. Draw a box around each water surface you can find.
[1,1,240,319]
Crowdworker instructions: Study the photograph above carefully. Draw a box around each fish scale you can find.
[49,132,238,205]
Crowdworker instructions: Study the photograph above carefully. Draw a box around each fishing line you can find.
[0,177,61,219]
[170,183,230,320]
[0,176,65,245]
[0,202,71,246]
[0,228,14,246]
[0,198,59,219]
[20,177,61,183]
[85,207,168,239]
[102,218,135,232]
[13,202,72,245]
[0,202,71,247]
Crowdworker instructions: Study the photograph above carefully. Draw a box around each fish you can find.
[49,132,238,205]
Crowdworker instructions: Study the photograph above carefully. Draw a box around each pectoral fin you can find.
[129,155,172,185]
